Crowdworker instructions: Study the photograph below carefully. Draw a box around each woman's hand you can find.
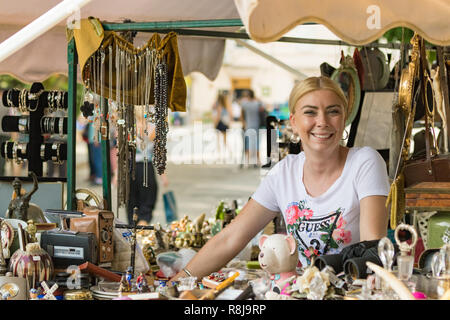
[169,199,278,283]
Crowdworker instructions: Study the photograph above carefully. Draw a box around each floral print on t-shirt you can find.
[284,200,352,267]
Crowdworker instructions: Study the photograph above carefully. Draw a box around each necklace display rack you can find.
[78,29,177,214]
[1,82,68,180]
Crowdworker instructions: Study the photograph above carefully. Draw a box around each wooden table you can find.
[405,182,450,212]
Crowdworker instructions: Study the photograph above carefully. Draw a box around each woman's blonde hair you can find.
[288,76,348,119]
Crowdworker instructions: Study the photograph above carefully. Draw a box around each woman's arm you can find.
[170,199,278,281]
[359,195,389,241]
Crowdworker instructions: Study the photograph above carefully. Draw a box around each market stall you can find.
[0,0,449,301]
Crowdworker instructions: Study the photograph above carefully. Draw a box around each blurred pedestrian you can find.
[212,91,232,160]
[240,89,264,166]
[86,121,102,185]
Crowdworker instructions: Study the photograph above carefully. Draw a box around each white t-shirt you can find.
[252,146,390,267]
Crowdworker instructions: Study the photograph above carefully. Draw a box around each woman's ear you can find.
[289,113,297,134]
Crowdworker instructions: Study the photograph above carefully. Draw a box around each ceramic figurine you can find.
[136,272,149,293]
[258,234,299,296]
[125,268,133,290]
[8,242,54,289]
[1,291,11,300]
[119,275,129,293]
[29,288,39,300]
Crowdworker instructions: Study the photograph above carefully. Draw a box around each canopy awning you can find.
[0,0,240,83]
[234,0,450,45]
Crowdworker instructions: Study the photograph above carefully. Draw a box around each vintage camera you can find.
[69,207,114,263]
[40,230,98,269]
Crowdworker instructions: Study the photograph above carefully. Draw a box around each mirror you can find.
[331,65,361,126]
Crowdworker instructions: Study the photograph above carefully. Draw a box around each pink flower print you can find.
[336,216,346,229]
[303,209,313,220]
[285,205,300,225]
[332,229,352,244]
[303,248,319,258]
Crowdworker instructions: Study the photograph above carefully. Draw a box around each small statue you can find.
[119,275,130,293]
[29,288,39,300]
[125,268,133,290]
[136,272,149,293]
[1,291,11,300]
[6,172,39,222]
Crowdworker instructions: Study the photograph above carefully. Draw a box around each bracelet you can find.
[55,91,61,109]
[182,268,193,277]
[19,89,27,113]
[4,142,9,160]
[6,89,14,107]
[40,144,45,160]
[16,143,26,164]
[45,117,50,133]
[51,143,57,162]
[12,142,18,163]
[61,92,65,109]
[18,116,28,133]
[51,143,63,164]
[50,117,56,134]
[59,117,64,135]
[56,143,63,164]
[27,88,43,112]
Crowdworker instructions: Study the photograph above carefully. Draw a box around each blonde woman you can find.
[171,76,389,280]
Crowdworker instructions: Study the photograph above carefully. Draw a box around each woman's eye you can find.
[328,109,341,114]
[304,110,316,115]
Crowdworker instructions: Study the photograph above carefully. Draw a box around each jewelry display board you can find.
[0,83,68,177]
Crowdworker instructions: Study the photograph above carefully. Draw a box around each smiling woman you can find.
[170,76,390,283]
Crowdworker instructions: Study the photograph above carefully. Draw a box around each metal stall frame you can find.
[66,18,411,211]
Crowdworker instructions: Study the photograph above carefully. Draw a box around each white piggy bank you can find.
[258,234,298,295]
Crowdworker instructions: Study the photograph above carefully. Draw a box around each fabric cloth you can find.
[70,19,187,112]
[251,146,390,267]
[234,0,450,46]
[0,0,238,82]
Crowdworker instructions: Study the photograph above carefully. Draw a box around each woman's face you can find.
[289,89,346,154]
